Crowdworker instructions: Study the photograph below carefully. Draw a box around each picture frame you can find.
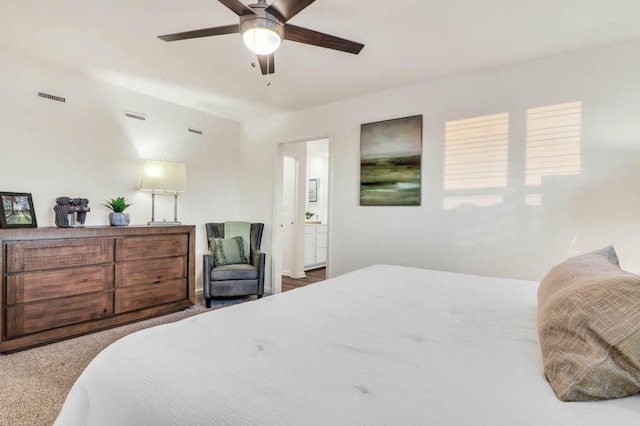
[309,178,318,203]
[360,115,422,206]
[0,192,38,228]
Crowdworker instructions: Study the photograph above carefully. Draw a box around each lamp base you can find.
[148,220,182,226]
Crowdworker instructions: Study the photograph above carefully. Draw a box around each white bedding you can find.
[55,265,640,425]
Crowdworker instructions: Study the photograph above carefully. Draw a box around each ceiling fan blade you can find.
[257,54,275,75]
[266,0,315,22]
[158,24,239,42]
[218,0,256,16]
[284,25,364,54]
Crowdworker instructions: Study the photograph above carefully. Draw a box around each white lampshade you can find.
[242,27,281,55]
[139,160,187,193]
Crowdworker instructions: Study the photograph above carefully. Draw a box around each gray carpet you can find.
[0,298,249,426]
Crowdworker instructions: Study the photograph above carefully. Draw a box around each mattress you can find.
[55,265,640,425]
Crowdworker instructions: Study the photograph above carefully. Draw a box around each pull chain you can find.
[266,54,271,86]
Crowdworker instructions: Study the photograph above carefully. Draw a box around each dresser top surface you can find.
[0,225,195,241]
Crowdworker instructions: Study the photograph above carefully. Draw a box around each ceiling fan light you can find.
[242,27,281,55]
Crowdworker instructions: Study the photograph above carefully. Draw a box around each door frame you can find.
[271,137,331,294]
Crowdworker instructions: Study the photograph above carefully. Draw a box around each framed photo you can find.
[0,192,38,228]
[360,115,422,206]
[309,178,318,202]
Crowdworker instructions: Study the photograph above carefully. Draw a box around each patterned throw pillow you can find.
[537,246,640,401]
[209,236,248,266]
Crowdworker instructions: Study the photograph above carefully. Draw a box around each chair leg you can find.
[205,297,212,308]
[257,295,263,299]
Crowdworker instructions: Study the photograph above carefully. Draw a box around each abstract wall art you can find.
[360,115,422,206]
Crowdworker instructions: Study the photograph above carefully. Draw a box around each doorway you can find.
[276,138,329,293]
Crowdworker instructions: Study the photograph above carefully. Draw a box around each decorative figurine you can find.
[54,197,90,228]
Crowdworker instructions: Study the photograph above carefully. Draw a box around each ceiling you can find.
[2,1,640,122]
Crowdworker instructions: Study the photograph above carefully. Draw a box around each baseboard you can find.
[284,272,306,279]
[282,268,306,279]
[304,263,326,271]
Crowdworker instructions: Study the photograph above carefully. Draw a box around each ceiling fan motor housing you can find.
[240,3,285,40]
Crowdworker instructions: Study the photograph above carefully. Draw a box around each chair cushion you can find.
[209,236,247,266]
[537,246,640,401]
[211,264,258,281]
[211,279,259,297]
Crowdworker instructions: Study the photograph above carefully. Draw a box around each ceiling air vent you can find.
[37,91,66,103]
[124,110,146,121]
[188,127,203,135]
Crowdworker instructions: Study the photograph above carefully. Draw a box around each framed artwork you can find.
[360,115,422,206]
[309,178,318,202]
[0,192,38,228]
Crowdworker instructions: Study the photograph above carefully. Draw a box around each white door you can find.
[281,156,297,276]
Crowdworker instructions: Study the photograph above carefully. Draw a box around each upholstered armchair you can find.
[203,223,265,308]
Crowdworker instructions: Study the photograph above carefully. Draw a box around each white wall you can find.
[0,51,243,292]
[240,39,640,291]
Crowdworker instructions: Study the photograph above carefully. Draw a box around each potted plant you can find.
[103,197,132,226]
[305,211,314,220]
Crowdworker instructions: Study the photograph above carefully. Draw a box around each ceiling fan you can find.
[158,0,365,76]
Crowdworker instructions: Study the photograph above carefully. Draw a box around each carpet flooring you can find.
[0,299,247,426]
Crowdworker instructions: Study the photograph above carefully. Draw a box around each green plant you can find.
[305,211,314,220]
[103,197,132,213]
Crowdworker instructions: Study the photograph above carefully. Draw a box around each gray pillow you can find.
[209,236,247,266]
[537,246,640,401]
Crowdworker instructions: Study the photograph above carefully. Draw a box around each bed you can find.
[55,264,640,425]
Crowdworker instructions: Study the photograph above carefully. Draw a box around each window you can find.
[525,102,581,186]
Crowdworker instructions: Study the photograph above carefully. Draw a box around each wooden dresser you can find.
[0,225,195,352]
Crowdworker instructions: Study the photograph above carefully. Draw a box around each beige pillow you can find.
[537,246,640,401]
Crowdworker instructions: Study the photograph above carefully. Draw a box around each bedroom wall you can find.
[240,39,640,291]
[0,51,242,292]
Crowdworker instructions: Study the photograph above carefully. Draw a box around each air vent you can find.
[188,127,203,135]
[124,110,146,121]
[37,91,66,103]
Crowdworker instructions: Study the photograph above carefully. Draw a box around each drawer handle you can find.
[153,280,162,284]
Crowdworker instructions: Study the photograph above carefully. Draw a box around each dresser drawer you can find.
[6,292,113,338]
[115,235,188,261]
[6,265,113,305]
[115,279,187,314]
[6,238,113,273]
[115,256,186,287]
